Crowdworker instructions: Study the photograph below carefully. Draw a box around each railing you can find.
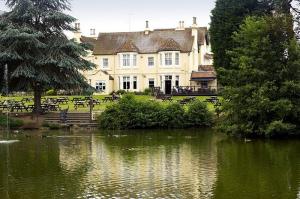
[172,86,219,96]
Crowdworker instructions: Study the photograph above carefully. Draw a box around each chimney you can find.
[192,17,197,27]
[176,21,185,30]
[145,20,150,35]
[74,22,81,43]
[90,28,96,36]
[75,23,81,31]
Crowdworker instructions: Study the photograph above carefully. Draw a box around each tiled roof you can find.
[159,38,181,51]
[80,36,97,49]
[117,40,139,53]
[191,71,216,80]
[86,27,207,55]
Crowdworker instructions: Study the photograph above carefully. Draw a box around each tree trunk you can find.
[33,85,42,114]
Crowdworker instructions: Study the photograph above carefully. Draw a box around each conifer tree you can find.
[0,0,95,112]
[210,0,269,85]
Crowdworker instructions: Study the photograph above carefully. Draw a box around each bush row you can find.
[98,95,213,130]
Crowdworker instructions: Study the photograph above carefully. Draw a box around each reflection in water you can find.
[0,130,300,199]
[58,131,218,198]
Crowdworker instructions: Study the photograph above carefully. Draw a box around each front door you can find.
[165,80,172,94]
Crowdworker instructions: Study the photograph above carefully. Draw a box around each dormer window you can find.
[119,53,137,67]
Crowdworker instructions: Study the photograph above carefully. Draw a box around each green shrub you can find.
[0,115,24,128]
[186,100,214,127]
[160,103,185,128]
[46,89,57,96]
[144,88,152,95]
[265,120,296,138]
[115,90,127,95]
[98,95,213,130]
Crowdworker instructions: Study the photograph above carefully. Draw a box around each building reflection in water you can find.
[58,132,219,198]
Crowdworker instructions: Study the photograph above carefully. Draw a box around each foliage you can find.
[186,100,214,127]
[46,89,57,96]
[143,88,152,95]
[210,0,269,85]
[0,0,95,112]
[219,16,300,138]
[98,95,213,130]
[159,103,186,129]
[0,115,24,128]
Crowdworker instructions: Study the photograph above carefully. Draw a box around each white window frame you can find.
[148,57,154,67]
[95,80,106,92]
[175,53,180,65]
[159,51,180,67]
[165,52,172,66]
[175,75,180,87]
[122,76,130,90]
[148,78,155,88]
[133,76,137,90]
[102,58,109,68]
[119,53,138,68]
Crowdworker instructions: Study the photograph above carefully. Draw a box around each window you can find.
[123,76,130,90]
[201,81,208,89]
[149,78,155,88]
[133,76,137,90]
[133,54,137,66]
[122,54,130,67]
[175,53,179,65]
[148,57,154,67]
[165,75,172,80]
[160,54,163,65]
[120,53,137,67]
[175,76,179,87]
[102,58,108,68]
[165,53,172,65]
[95,81,106,91]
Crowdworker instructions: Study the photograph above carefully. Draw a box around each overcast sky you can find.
[0,0,216,35]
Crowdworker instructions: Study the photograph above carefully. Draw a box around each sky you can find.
[0,0,216,36]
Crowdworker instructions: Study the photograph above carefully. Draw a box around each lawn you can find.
[0,95,217,113]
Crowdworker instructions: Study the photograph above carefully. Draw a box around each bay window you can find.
[119,53,138,67]
[175,53,179,65]
[165,52,172,65]
[159,51,180,66]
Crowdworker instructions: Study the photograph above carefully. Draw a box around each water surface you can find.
[0,129,299,199]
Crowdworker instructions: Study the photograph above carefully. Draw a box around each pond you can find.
[0,129,299,199]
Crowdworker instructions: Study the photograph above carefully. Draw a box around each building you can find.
[74,17,217,95]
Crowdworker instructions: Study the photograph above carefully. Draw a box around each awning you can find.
[191,78,216,81]
[191,71,216,81]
